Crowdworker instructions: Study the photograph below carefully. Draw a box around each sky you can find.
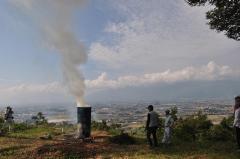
[0,0,239,106]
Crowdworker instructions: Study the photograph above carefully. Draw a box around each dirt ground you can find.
[0,130,240,159]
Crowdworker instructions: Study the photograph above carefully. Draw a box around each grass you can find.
[0,124,240,159]
[0,124,77,159]
[99,141,240,159]
[7,124,76,139]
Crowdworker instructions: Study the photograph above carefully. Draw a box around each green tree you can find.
[185,0,240,41]
[32,112,47,125]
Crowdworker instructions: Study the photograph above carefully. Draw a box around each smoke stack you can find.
[77,106,91,138]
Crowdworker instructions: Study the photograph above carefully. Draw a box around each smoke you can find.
[10,0,88,106]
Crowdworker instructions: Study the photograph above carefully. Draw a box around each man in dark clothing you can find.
[4,106,14,122]
[146,105,159,147]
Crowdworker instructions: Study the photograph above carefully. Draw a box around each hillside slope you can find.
[0,128,240,159]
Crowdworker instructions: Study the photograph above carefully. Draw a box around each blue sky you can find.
[0,0,113,82]
[0,0,239,105]
[0,1,59,83]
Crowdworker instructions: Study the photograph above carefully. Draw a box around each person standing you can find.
[162,109,174,145]
[146,105,159,147]
[4,106,14,132]
[234,96,240,151]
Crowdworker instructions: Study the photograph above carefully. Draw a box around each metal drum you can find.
[77,106,91,138]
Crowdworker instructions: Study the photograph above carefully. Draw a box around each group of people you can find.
[146,96,240,151]
[145,105,174,147]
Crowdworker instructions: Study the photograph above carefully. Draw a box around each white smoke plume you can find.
[10,0,88,106]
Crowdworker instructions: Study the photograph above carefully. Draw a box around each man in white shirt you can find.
[234,96,240,150]
[162,109,174,145]
[146,105,159,147]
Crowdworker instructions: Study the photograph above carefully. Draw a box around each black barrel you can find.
[77,107,91,138]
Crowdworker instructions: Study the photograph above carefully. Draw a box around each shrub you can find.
[207,125,234,141]
[13,123,27,131]
[108,127,122,136]
[92,120,122,135]
[220,115,234,130]
[174,116,197,141]
[171,106,178,121]
[0,124,8,136]
[204,116,235,141]
[91,120,110,131]
[12,123,30,132]
[0,116,4,124]
[174,111,213,141]
[131,126,145,137]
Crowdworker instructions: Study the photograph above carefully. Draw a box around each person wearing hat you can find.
[146,105,159,147]
[234,96,240,151]
[162,109,174,145]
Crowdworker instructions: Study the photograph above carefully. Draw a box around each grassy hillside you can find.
[0,111,240,158]
[0,129,239,158]
[0,122,239,158]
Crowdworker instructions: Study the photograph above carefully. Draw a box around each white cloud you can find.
[89,0,240,73]
[1,82,64,93]
[9,0,34,10]
[1,61,237,93]
[85,61,239,91]
[0,82,70,105]
[0,62,238,104]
